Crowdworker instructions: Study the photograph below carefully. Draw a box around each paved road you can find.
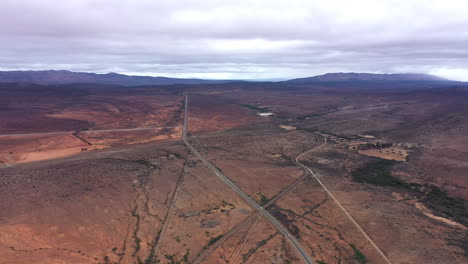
[294,136,393,264]
[191,142,326,264]
[0,126,180,137]
[183,95,314,264]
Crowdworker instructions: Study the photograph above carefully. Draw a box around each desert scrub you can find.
[352,159,468,225]
[351,159,406,187]
[257,192,271,205]
[350,244,367,264]
[424,185,468,225]
[182,249,190,263]
[207,235,223,246]
[241,104,271,113]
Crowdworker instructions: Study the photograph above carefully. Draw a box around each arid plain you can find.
[0,80,467,264]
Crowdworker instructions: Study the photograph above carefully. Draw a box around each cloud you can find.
[1,0,468,80]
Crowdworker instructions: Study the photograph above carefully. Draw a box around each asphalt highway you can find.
[182,95,314,264]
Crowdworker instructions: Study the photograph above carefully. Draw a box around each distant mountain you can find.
[0,70,232,86]
[286,73,449,84]
[0,71,455,87]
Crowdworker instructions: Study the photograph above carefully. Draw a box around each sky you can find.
[1,0,468,81]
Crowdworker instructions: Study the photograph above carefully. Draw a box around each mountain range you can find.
[0,70,454,86]
[0,70,231,86]
[285,72,449,83]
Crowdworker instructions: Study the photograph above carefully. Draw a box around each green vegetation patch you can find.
[296,108,339,120]
[351,159,406,187]
[242,233,277,262]
[133,159,158,168]
[207,235,223,246]
[424,185,468,224]
[352,159,468,226]
[221,200,235,207]
[241,104,271,113]
[257,192,271,205]
[296,127,318,133]
[296,126,354,140]
[162,249,189,264]
[182,249,190,263]
[350,244,367,264]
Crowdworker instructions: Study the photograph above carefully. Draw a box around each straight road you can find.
[192,143,326,264]
[183,95,314,264]
[153,159,188,256]
[294,137,393,264]
[0,126,180,137]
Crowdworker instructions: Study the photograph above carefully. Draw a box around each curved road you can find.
[183,95,314,264]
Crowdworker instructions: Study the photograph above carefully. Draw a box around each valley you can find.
[0,79,467,264]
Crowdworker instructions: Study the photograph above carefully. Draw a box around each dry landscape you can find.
[0,79,467,264]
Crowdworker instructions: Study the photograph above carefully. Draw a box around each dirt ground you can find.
[1,82,467,264]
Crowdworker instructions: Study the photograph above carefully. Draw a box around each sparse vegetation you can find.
[207,235,223,246]
[162,250,189,264]
[351,159,405,187]
[296,126,354,140]
[257,192,271,205]
[134,159,158,168]
[3,80,468,264]
[242,233,277,262]
[424,185,468,225]
[241,104,271,113]
[296,108,339,120]
[352,159,468,224]
[221,200,235,207]
[131,205,142,256]
[164,254,175,262]
[182,249,190,263]
[160,249,189,264]
[350,244,367,264]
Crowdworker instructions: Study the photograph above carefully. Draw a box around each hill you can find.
[0,70,232,86]
[286,72,450,84]
[0,71,457,87]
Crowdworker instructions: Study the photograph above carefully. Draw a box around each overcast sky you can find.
[1,0,468,80]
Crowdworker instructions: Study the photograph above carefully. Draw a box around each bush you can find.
[350,244,367,264]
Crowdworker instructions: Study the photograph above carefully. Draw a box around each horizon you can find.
[1,0,468,81]
[2,2,468,263]
[0,69,459,82]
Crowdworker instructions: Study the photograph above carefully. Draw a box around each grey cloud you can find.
[1,0,468,80]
